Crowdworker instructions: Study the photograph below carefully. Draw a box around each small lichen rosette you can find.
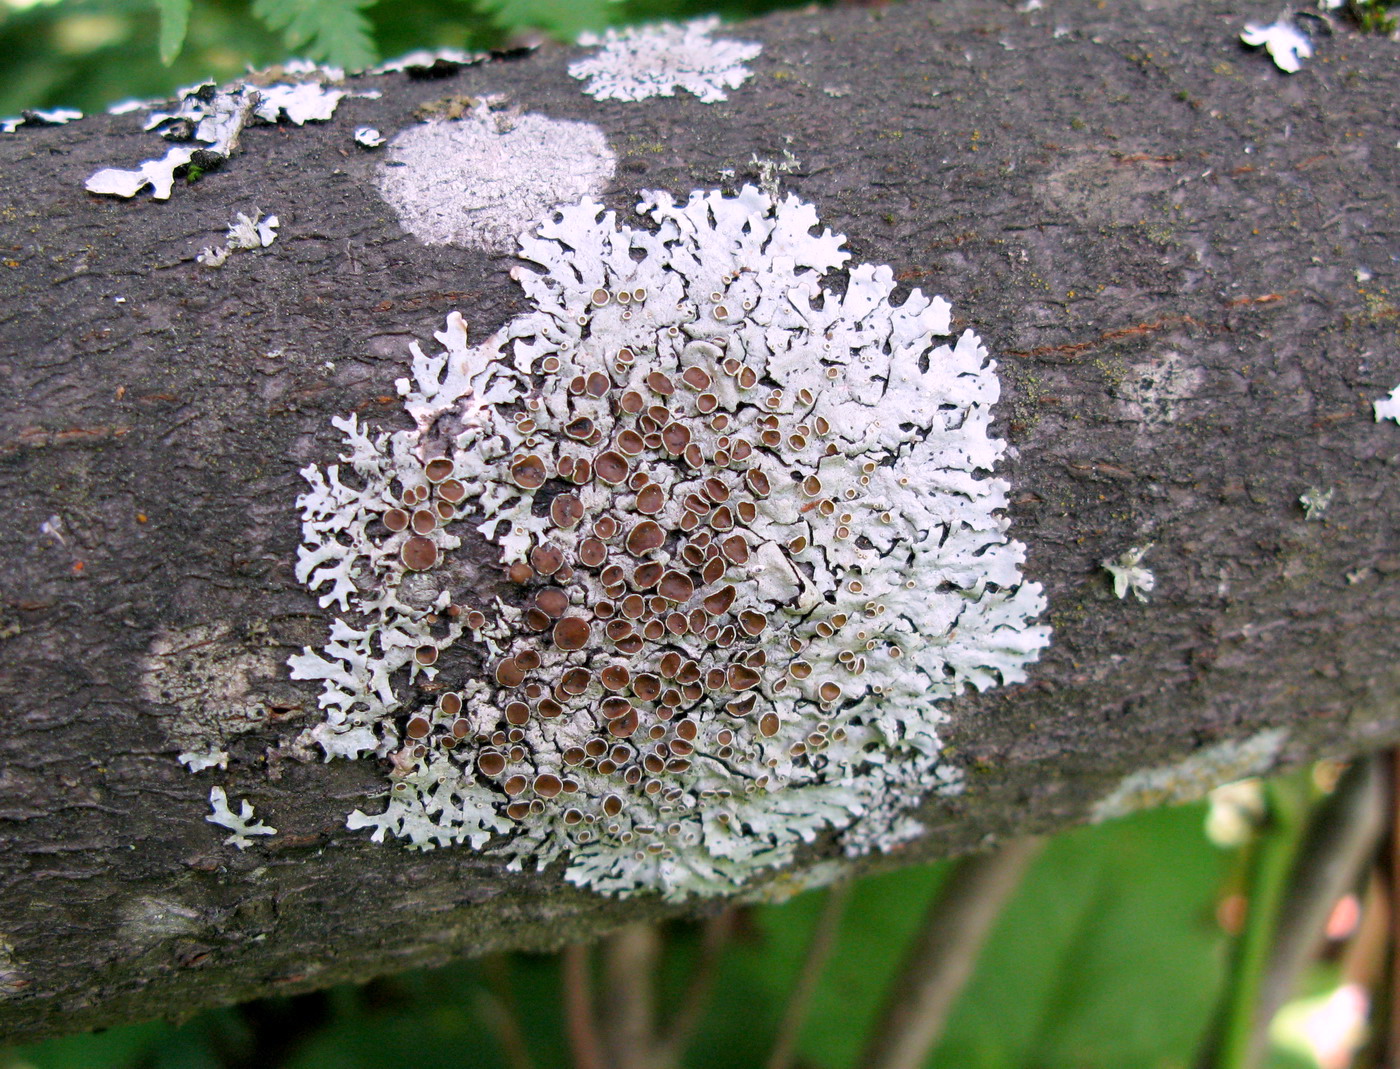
[569,18,761,104]
[292,186,1050,898]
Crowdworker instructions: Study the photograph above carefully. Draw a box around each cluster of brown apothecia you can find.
[370,316,857,852]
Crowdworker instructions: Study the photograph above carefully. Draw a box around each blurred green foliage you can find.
[730,805,1234,1069]
[0,802,1253,1069]
[0,0,819,115]
[1351,0,1399,33]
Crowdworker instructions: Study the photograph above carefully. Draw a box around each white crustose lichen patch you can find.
[570,18,762,104]
[1117,351,1204,427]
[118,897,204,949]
[375,102,616,253]
[292,186,1050,897]
[142,622,304,772]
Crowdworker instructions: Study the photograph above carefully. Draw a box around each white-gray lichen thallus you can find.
[1375,385,1400,424]
[1239,19,1313,74]
[1103,545,1155,602]
[1299,486,1333,521]
[291,186,1050,898]
[86,68,370,201]
[569,18,762,103]
[206,787,276,849]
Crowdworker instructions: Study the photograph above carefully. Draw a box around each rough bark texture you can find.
[2,0,1399,1041]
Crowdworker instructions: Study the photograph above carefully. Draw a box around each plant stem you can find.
[563,942,604,1069]
[1198,769,1314,1069]
[766,879,851,1069]
[858,837,1043,1069]
[655,907,737,1068]
[1255,755,1388,1038]
[479,953,536,1069]
[601,922,662,1069]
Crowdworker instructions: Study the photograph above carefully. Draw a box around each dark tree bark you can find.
[2,0,1399,1041]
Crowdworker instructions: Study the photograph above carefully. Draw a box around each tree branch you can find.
[766,881,851,1069]
[858,838,1043,1069]
[1,0,1399,1041]
[563,943,604,1069]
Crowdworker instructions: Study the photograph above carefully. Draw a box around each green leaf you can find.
[250,0,379,70]
[471,0,617,40]
[154,0,191,65]
[699,803,1233,1069]
[921,806,1231,1069]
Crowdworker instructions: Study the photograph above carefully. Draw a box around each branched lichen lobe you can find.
[291,187,1049,897]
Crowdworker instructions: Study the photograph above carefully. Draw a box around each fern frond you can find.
[251,0,379,70]
[471,0,618,40]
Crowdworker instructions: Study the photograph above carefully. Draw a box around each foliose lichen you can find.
[86,70,377,201]
[569,17,762,104]
[1103,544,1155,602]
[1,108,82,133]
[369,48,487,76]
[1299,486,1333,521]
[291,185,1049,897]
[1240,19,1313,73]
[354,126,385,149]
[207,786,277,848]
[198,210,279,267]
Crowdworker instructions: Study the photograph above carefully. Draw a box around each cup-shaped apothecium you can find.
[291,187,1050,898]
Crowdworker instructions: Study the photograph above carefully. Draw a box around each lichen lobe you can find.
[292,186,1050,898]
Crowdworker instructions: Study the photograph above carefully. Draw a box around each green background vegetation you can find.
[0,0,820,115]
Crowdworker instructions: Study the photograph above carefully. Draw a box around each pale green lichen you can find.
[1103,544,1155,601]
[1091,728,1288,823]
